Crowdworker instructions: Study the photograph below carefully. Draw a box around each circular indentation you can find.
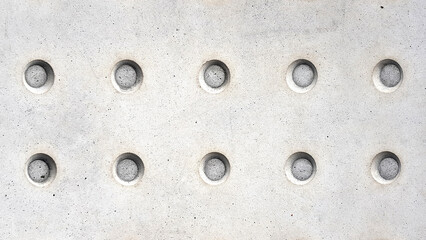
[293,64,315,88]
[373,59,403,93]
[199,60,230,93]
[26,153,57,186]
[117,159,139,182]
[112,60,143,93]
[28,160,50,182]
[286,59,317,93]
[371,151,400,184]
[204,64,226,88]
[285,152,316,185]
[23,60,54,94]
[204,158,226,181]
[199,152,230,185]
[25,65,47,88]
[380,64,401,87]
[113,153,144,185]
[291,158,314,181]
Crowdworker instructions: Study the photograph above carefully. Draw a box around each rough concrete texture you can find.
[380,63,401,87]
[291,158,313,181]
[114,64,137,89]
[292,63,315,88]
[0,0,425,239]
[25,65,47,88]
[378,157,399,180]
[204,158,226,181]
[27,159,50,183]
[116,158,139,182]
[204,64,226,88]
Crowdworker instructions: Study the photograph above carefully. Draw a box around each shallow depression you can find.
[292,63,315,88]
[380,63,401,87]
[115,64,137,89]
[291,158,313,181]
[204,158,226,181]
[28,159,50,183]
[204,64,226,88]
[25,64,47,88]
[378,157,399,180]
[116,158,139,182]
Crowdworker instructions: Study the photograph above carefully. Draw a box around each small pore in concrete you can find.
[380,63,401,87]
[292,63,315,88]
[115,64,137,89]
[204,158,226,181]
[28,159,50,183]
[291,158,313,181]
[204,64,226,88]
[378,157,399,180]
[25,64,47,88]
[116,158,139,182]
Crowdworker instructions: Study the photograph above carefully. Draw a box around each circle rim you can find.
[199,60,230,94]
[111,60,143,94]
[199,152,230,185]
[286,59,318,93]
[285,152,317,185]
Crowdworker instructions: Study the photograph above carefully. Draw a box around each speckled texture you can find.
[292,63,314,88]
[25,65,47,88]
[378,157,399,180]
[116,159,139,182]
[380,63,401,87]
[0,0,425,239]
[27,159,50,183]
[291,158,313,181]
[114,64,137,89]
[204,64,226,88]
[204,158,226,181]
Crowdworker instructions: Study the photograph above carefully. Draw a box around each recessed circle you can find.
[293,64,315,88]
[204,158,226,181]
[26,153,57,186]
[286,59,317,93]
[371,151,401,184]
[200,152,230,185]
[25,65,47,88]
[285,152,316,185]
[23,60,54,94]
[373,59,403,93]
[199,60,230,93]
[116,159,139,182]
[112,60,143,93]
[291,158,314,181]
[113,153,144,185]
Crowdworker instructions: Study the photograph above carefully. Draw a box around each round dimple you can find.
[115,64,137,89]
[116,158,139,182]
[378,157,399,180]
[380,63,401,87]
[204,158,226,181]
[204,64,226,88]
[28,159,50,183]
[291,158,313,181]
[25,65,47,88]
[292,63,314,88]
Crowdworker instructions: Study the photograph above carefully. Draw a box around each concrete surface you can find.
[114,64,137,89]
[0,0,425,239]
[378,157,399,180]
[203,157,226,181]
[291,158,313,181]
[27,159,50,183]
[292,63,315,88]
[116,158,139,182]
[204,64,227,89]
[25,65,47,88]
